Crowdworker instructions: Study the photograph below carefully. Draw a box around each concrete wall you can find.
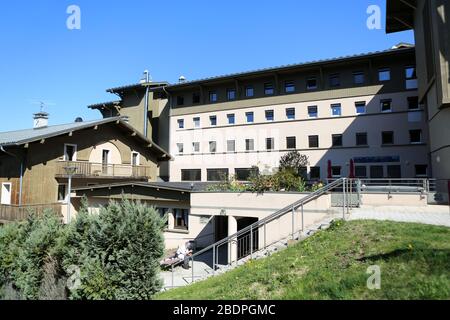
[359,193,428,207]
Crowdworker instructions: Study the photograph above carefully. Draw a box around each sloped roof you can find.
[0,117,172,161]
[165,46,416,90]
[73,181,217,193]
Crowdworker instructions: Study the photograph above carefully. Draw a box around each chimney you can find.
[33,112,49,129]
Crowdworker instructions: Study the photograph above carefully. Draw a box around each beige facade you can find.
[387,0,450,201]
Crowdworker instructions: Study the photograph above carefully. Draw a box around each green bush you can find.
[63,198,166,300]
[0,198,167,300]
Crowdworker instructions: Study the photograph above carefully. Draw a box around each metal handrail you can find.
[169,178,345,271]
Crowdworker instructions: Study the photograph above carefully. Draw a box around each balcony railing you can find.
[0,203,63,223]
[55,161,152,179]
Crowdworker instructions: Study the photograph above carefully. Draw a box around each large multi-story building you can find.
[90,45,431,183]
[387,0,449,201]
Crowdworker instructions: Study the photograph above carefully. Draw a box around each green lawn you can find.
[156,220,450,300]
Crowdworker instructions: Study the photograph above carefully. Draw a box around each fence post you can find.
[291,206,295,240]
[192,256,195,284]
[250,226,253,259]
[342,178,346,220]
[171,264,174,288]
[212,245,216,275]
[301,204,304,232]
[264,223,267,250]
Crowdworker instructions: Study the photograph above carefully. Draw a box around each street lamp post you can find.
[64,166,77,224]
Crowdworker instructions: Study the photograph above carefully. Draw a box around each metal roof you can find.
[106,81,169,94]
[87,100,121,110]
[165,46,415,90]
[73,181,217,193]
[0,117,172,160]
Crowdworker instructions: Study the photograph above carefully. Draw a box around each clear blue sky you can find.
[0,0,414,132]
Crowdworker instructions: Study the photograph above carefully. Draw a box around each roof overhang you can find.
[386,0,416,33]
[106,82,169,95]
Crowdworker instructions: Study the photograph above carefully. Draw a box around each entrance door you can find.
[1,183,12,205]
[102,150,110,175]
[214,216,229,265]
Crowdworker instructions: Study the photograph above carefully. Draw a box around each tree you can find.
[279,151,309,176]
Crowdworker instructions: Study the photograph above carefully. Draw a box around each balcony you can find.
[55,161,152,180]
[0,203,63,223]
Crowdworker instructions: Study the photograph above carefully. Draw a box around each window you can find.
[227,140,236,152]
[415,165,428,177]
[286,137,296,149]
[245,86,254,97]
[209,141,217,153]
[265,110,274,121]
[181,169,201,181]
[266,138,275,151]
[378,68,391,82]
[210,115,217,126]
[353,71,365,85]
[370,166,384,178]
[285,81,295,93]
[246,112,254,123]
[245,139,254,151]
[209,91,218,102]
[308,106,318,118]
[306,77,318,90]
[387,165,402,178]
[227,114,235,124]
[227,88,236,101]
[177,143,184,154]
[177,119,184,129]
[192,92,201,104]
[193,117,200,128]
[57,184,67,202]
[131,152,140,166]
[207,169,229,182]
[264,83,274,95]
[329,74,340,87]
[298,167,308,180]
[64,144,77,161]
[408,96,419,110]
[310,167,321,180]
[192,142,200,153]
[331,104,342,117]
[176,96,184,106]
[286,108,295,120]
[332,166,341,178]
[157,208,169,228]
[355,101,366,115]
[382,131,394,145]
[356,132,368,146]
[309,135,319,148]
[174,209,189,230]
[332,134,343,147]
[355,166,367,178]
[381,99,392,112]
[235,168,258,181]
[405,66,418,89]
[410,130,422,144]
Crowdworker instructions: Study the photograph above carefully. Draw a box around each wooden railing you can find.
[55,161,152,179]
[0,203,63,223]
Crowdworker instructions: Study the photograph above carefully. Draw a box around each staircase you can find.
[162,178,352,290]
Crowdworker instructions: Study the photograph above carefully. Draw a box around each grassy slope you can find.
[156,220,450,300]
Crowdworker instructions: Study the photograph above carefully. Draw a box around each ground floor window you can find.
[181,169,201,181]
[207,169,229,182]
[415,165,428,177]
[370,166,384,178]
[157,208,169,228]
[235,168,259,181]
[355,166,367,178]
[57,184,67,202]
[387,165,402,178]
[331,166,341,178]
[174,209,189,230]
[310,167,321,180]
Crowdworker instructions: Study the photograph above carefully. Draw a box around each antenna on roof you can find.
[179,75,186,83]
